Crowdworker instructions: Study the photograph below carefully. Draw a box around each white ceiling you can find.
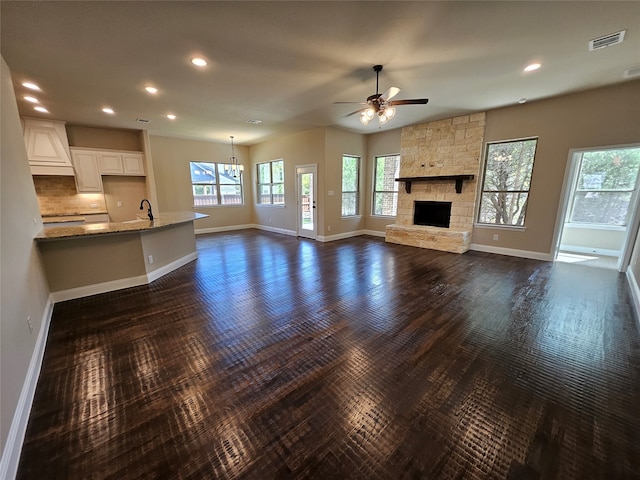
[2,1,639,145]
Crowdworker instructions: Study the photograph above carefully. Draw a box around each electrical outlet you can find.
[148,255,154,264]
[493,234,499,241]
[328,226,331,231]
[27,316,33,334]
[117,201,123,207]
[269,218,272,224]
[328,190,334,196]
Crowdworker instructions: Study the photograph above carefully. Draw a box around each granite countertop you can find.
[36,211,208,241]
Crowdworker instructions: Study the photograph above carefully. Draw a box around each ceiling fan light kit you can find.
[339,65,429,127]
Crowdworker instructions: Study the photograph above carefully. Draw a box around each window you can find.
[477,138,537,226]
[568,148,640,226]
[342,155,360,216]
[373,154,400,216]
[257,159,284,205]
[190,162,244,207]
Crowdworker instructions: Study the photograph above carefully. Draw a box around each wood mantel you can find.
[395,175,475,194]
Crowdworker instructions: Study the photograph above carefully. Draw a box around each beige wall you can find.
[141,223,197,273]
[324,127,367,236]
[474,80,640,255]
[103,176,148,222]
[149,135,252,231]
[364,128,401,232]
[67,125,143,151]
[249,128,325,233]
[560,226,625,253]
[0,57,51,452]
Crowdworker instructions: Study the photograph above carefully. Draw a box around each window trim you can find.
[190,161,244,208]
[372,153,401,218]
[341,154,360,217]
[475,137,538,228]
[256,159,285,206]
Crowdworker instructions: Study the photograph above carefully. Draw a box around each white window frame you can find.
[341,154,360,217]
[257,159,285,205]
[190,161,244,207]
[372,154,400,217]
[476,138,537,228]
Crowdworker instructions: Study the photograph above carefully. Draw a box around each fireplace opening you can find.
[414,201,452,228]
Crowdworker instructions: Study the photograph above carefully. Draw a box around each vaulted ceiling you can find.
[2,1,638,145]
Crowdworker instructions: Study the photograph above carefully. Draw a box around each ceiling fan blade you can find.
[344,108,365,118]
[381,86,401,101]
[389,98,429,106]
[333,101,366,105]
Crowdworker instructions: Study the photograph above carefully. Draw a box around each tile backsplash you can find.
[33,176,107,215]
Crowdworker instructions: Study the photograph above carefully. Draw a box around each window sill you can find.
[564,223,626,231]
[194,204,245,209]
[370,214,396,220]
[256,204,286,208]
[474,223,526,231]
[341,215,362,220]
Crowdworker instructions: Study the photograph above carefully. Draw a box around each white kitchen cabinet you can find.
[70,149,103,193]
[22,118,74,175]
[98,151,145,176]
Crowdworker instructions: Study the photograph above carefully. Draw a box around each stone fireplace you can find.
[385,113,486,253]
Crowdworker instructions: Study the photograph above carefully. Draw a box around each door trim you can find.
[296,164,318,240]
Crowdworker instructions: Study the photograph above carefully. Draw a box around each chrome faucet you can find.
[139,199,154,221]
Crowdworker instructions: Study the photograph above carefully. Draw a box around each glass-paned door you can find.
[297,165,317,239]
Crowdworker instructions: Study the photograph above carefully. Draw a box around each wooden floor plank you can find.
[16,231,640,479]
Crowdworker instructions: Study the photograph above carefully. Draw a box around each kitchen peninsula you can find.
[36,211,207,301]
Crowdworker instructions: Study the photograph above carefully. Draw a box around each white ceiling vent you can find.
[624,66,640,79]
[136,118,151,124]
[589,30,626,51]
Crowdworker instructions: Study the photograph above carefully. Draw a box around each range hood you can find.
[23,118,75,175]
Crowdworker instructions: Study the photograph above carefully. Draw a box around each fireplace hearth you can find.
[414,201,451,228]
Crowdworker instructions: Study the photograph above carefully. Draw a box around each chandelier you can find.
[224,135,244,178]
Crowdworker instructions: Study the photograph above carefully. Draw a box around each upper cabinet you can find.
[70,149,103,193]
[98,151,145,176]
[22,118,75,175]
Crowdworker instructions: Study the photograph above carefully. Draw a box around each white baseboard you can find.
[50,274,149,302]
[363,229,386,238]
[318,229,366,242]
[0,297,54,480]
[626,269,640,333]
[146,252,198,283]
[253,224,297,236]
[195,224,254,234]
[51,252,199,302]
[469,243,553,261]
[559,244,620,257]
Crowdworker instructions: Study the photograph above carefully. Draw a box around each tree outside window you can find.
[373,154,400,216]
[342,155,360,216]
[477,139,537,226]
[190,161,243,206]
[257,160,285,205]
[569,148,640,226]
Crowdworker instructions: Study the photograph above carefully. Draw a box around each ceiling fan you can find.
[335,65,429,126]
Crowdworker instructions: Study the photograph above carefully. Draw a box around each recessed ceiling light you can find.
[191,57,208,67]
[166,114,177,120]
[34,106,49,113]
[524,63,541,72]
[246,118,262,124]
[145,86,158,94]
[22,82,41,91]
[518,98,528,104]
[102,107,115,114]
[24,96,39,103]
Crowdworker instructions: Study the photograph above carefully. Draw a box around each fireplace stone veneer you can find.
[385,112,485,253]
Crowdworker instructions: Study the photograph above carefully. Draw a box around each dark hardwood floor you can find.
[17,231,640,479]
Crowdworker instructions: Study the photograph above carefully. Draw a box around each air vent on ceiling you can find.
[624,66,640,79]
[136,118,151,124]
[246,118,262,125]
[589,30,626,51]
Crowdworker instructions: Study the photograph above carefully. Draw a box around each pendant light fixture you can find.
[224,135,244,178]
